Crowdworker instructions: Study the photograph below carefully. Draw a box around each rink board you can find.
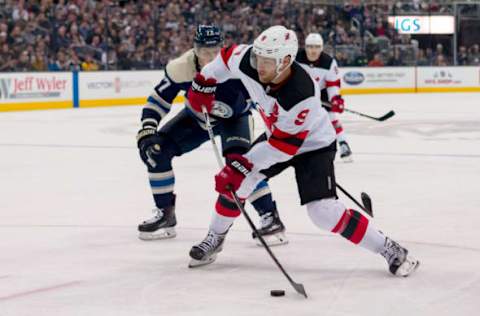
[1,67,479,111]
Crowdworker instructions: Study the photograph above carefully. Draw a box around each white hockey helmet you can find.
[305,33,324,50]
[252,25,298,74]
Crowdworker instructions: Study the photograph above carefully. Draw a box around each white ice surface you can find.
[1,93,480,316]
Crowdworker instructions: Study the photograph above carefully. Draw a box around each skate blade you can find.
[255,232,289,247]
[340,155,353,163]
[138,227,176,241]
[188,254,217,268]
[396,256,420,277]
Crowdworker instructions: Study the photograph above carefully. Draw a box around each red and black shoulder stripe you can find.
[220,44,238,68]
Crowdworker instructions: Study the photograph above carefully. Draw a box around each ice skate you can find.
[189,229,227,268]
[381,237,420,277]
[252,210,288,247]
[339,141,353,162]
[138,206,177,240]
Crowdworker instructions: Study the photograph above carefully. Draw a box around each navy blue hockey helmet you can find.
[194,25,223,47]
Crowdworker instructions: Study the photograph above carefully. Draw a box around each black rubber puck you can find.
[270,290,285,297]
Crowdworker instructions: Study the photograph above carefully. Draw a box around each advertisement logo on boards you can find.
[0,75,67,99]
[425,69,461,85]
[87,77,152,94]
[0,78,11,99]
[114,77,121,93]
[343,71,365,85]
[86,81,113,89]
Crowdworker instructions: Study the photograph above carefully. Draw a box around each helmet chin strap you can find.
[271,57,292,83]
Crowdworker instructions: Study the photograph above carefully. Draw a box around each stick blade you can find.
[292,282,308,298]
[361,192,373,217]
[378,110,395,121]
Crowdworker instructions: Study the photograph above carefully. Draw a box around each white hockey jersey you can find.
[200,44,336,172]
[296,49,341,102]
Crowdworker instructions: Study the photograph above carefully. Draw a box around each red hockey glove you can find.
[331,95,345,113]
[215,154,253,197]
[187,73,217,113]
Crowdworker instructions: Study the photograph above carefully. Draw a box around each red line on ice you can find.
[0,280,82,301]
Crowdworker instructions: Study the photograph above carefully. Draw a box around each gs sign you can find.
[394,17,421,33]
[388,16,454,34]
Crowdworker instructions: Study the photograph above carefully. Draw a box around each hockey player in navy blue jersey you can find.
[136,25,286,244]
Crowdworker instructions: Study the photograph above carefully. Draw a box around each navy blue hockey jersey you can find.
[141,49,252,129]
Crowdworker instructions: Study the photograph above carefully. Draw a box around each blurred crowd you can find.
[0,0,479,72]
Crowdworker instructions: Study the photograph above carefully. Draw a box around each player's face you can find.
[196,46,221,68]
[256,55,278,83]
[305,45,322,62]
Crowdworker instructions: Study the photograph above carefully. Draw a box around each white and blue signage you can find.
[388,16,455,34]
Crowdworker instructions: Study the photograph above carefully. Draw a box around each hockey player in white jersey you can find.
[186,25,419,277]
[252,32,355,245]
[296,33,353,161]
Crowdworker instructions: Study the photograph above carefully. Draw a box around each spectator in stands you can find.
[79,16,92,41]
[0,23,8,35]
[68,51,82,71]
[0,31,6,46]
[469,44,480,65]
[8,25,25,47]
[416,49,430,66]
[90,35,107,53]
[387,46,404,66]
[23,22,37,47]
[368,53,385,67]
[0,0,473,72]
[130,49,149,70]
[335,51,349,66]
[46,50,68,71]
[69,23,86,46]
[425,48,434,65]
[57,50,71,70]
[433,54,448,66]
[12,1,29,22]
[15,51,31,71]
[106,50,118,70]
[82,53,99,71]
[36,10,51,30]
[458,46,469,65]
[47,55,61,71]
[53,25,70,52]
[432,43,448,64]
[0,43,15,71]
[353,53,369,66]
[32,51,47,71]
[374,21,386,37]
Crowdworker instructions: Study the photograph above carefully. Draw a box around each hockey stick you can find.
[201,106,308,298]
[336,183,373,217]
[322,101,395,122]
[361,192,373,216]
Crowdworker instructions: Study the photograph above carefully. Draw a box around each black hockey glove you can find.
[136,127,162,168]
